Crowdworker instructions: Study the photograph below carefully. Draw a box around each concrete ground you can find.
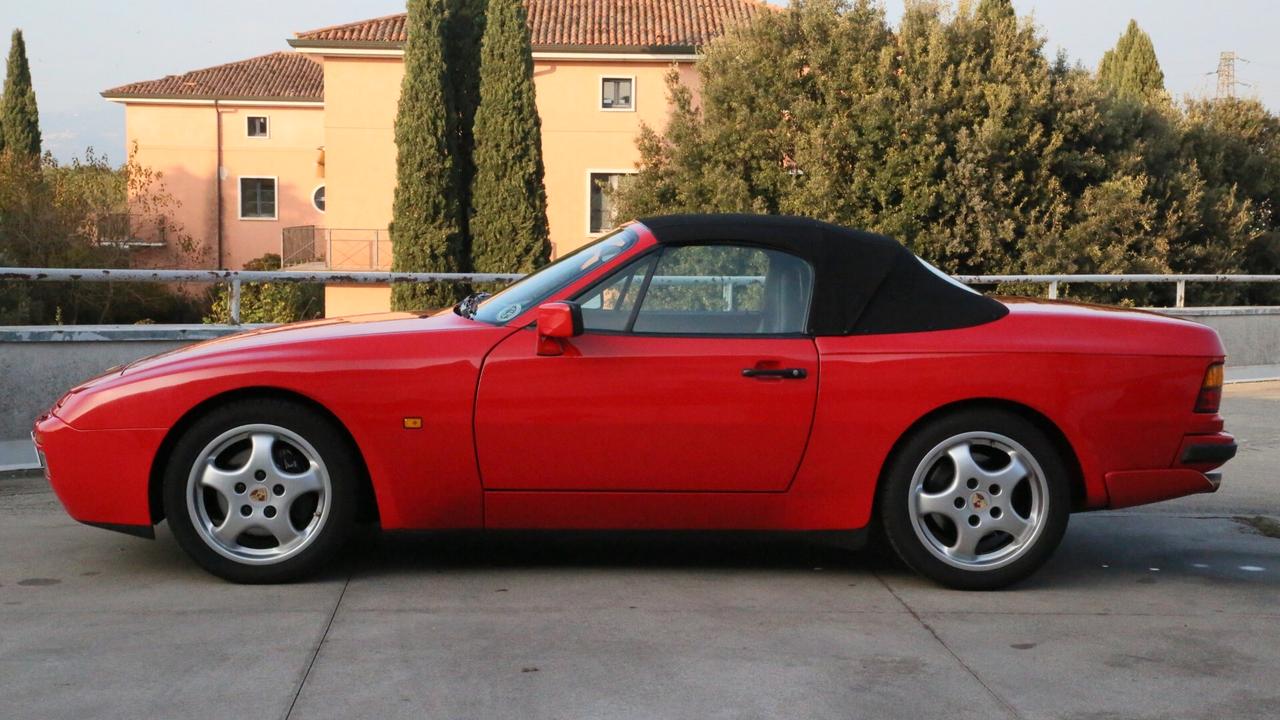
[1,385,1277,720]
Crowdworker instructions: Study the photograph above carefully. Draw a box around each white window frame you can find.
[599,75,636,112]
[311,183,326,213]
[237,176,279,221]
[585,169,637,237]
[246,115,270,139]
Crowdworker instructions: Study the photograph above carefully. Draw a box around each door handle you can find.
[741,367,807,380]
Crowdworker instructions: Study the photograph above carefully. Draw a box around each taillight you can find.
[1194,363,1224,413]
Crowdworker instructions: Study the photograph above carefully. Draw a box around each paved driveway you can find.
[2,383,1278,720]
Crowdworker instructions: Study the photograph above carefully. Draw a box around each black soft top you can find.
[637,214,1008,336]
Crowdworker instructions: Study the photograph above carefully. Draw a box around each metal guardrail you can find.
[2,268,1278,324]
[0,268,523,325]
[953,274,1280,308]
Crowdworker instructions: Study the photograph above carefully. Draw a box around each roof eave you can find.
[289,38,701,56]
[101,92,324,104]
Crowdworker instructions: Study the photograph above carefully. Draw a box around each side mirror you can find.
[536,302,582,356]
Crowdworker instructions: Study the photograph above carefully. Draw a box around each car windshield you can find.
[469,227,639,324]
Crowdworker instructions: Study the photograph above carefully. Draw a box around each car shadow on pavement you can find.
[329,514,1280,594]
[342,528,896,576]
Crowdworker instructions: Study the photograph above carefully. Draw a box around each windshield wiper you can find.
[454,292,492,319]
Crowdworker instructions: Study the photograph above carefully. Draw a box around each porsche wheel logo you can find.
[249,487,269,503]
[970,493,988,511]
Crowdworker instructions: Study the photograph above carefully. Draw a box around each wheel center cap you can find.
[970,492,988,511]
[249,486,269,503]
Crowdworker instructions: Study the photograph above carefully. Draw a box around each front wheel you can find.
[162,399,358,583]
[879,409,1071,590]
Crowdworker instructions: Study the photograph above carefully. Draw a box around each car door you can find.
[474,242,818,493]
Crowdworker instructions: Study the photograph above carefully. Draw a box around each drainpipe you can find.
[214,100,225,269]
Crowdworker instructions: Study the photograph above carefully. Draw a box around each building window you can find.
[312,185,326,213]
[247,116,269,138]
[601,77,634,111]
[239,177,277,220]
[589,172,631,234]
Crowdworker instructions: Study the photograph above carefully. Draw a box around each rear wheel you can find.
[880,409,1071,590]
[162,399,357,583]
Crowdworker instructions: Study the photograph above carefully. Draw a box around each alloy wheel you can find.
[907,431,1050,571]
[185,424,331,565]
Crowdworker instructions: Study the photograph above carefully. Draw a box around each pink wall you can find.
[122,101,326,270]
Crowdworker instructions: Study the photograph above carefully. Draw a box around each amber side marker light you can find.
[1194,363,1224,413]
[403,417,423,430]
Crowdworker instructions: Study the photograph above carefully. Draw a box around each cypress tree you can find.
[390,0,468,310]
[469,0,551,273]
[446,0,486,257]
[1098,20,1165,100]
[2,29,41,158]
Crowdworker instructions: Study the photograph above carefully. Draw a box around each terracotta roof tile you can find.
[103,52,323,101]
[294,0,765,50]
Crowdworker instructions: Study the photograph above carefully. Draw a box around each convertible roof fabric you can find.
[636,214,1009,336]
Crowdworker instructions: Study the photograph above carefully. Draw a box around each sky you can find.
[4,0,1279,163]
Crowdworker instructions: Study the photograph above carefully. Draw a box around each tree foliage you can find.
[390,0,468,310]
[2,29,41,159]
[1098,20,1165,101]
[390,0,553,304]
[0,148,204,324]
[469,0,550,274]
[614,0,1280,305]
[446,0,487,254]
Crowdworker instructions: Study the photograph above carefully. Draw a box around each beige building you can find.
[104,0,765,314]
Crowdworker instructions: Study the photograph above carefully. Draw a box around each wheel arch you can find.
[876,397,1087,512]
[147,386,378,526]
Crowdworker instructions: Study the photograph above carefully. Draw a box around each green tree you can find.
[469,0,551,274]
[613,0,1278,308]
[1098,20,1165,100]
[2,29,41,158]
[446,0,486,256]
[390,0,468,310]
[1179,98,1280,302]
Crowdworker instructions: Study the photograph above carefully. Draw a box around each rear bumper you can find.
[1104,432,1235,510]
[32,412,164,537]
[1180,441,1237,465]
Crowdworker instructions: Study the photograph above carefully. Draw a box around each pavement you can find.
[1,384,1277,720]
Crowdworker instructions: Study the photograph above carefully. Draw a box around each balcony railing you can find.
[94,213,168,248]
[282,227,391,271]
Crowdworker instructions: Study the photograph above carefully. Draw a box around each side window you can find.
[576,255,655,332]
[634,245,812,335]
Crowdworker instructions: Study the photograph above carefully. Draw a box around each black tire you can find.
[879,408,1071,590]
[162,398,358,583]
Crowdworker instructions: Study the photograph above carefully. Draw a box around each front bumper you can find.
[33,412,164,537]
[1104,432,1236,510]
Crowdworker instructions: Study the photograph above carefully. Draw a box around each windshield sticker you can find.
[496,304,522,322]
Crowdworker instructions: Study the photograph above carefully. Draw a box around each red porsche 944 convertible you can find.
[33,215,1236,588]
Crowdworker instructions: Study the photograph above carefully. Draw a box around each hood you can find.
[122,310,485,375]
